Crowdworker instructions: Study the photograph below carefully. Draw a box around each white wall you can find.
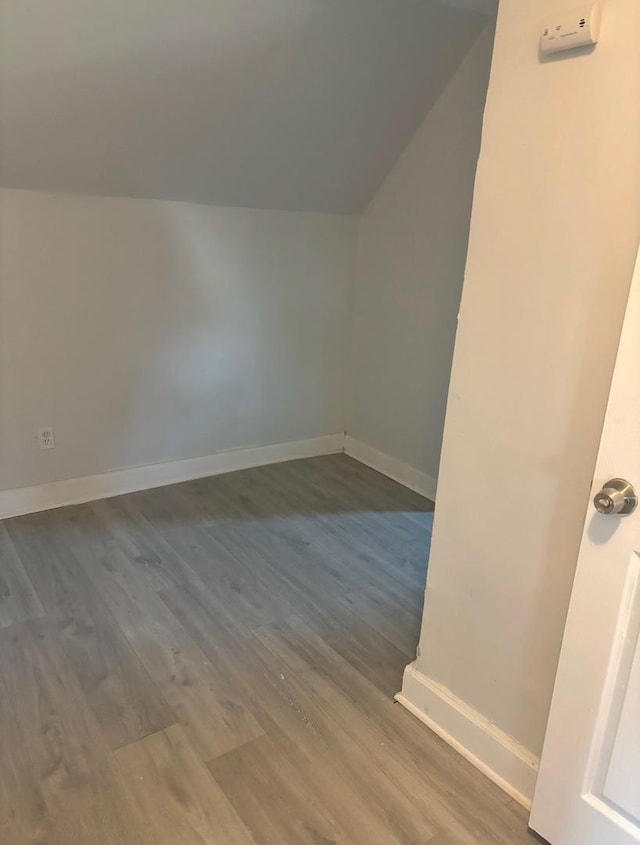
[0,189,356,492]
[400,0,640,804]
[348,23,495,484]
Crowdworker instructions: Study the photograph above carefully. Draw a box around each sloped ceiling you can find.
[0,1,490,213]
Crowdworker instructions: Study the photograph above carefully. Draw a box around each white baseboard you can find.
[396,663,539,809]
[0,433,346,520]
[344,436,437,501]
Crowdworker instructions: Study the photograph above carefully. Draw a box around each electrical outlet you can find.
[37,427,55,451]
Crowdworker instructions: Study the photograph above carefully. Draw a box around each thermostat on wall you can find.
[540,4,601,54]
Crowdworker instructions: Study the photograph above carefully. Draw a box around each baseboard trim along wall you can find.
[344,435,438,501]
[396,663,539,808]
[0,433,346,520]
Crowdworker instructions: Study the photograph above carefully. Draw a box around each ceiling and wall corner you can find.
[0,0,498,501]
[347,20,495,486]
[0,0,489,213]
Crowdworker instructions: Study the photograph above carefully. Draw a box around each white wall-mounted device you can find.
[540,4,601,54]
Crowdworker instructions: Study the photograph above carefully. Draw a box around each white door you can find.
[530,248,640,844]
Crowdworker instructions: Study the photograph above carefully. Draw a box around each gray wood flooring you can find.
[0,454,535,844]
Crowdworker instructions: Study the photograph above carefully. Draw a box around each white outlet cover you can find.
[38,427,55,450]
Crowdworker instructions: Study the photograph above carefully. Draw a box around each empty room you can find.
[1,1,640,844]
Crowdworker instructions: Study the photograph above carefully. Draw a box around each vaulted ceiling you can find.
[0,1,492,213]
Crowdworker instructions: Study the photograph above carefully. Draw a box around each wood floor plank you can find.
[89,495,220,596]
[126,482,218,532]
[160,580,374,769]
[303,453,435,528]
[271,457,432,549]
[0,522,45,629]
[191,626,448,845]
[209,733,359,845]
[253,463,430,589]
[176,472,370,602]
[288,739,438,844]
[195,468,405,595]
[155,603,482,845]
[59,501,255,645]
[112,724,258,845]
[61,525,265,760]
[288,600,411,697]
[161,524,296,630]
[133,479,355,624]
[338,585,423,657]
[203,638,442,845]
[202,516,347,608]
[197,457,431,586]
[0,455,536,845]
[0,618,146,845]
[253,615,533,845]
[4,510,175,750]
[183,516,345,625]
[159,565,433,845]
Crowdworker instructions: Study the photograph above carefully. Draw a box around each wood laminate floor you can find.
[0,454,535,844]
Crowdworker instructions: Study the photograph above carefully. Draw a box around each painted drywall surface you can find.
[0,0,486,212]
[0,189,356,491]
[412,0,640,757]
[348,23,495,481]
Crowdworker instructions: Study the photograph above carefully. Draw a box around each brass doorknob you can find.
[593,478,638,515]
